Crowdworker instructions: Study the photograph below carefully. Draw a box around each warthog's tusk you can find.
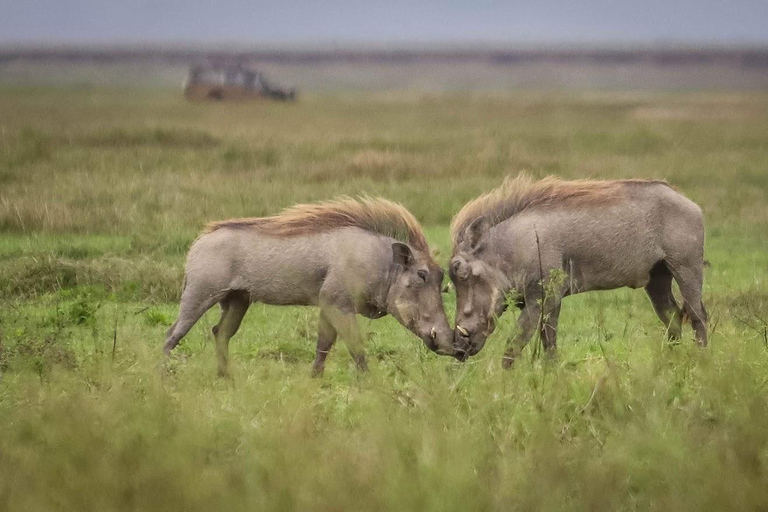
[430,327,437,339]
[456,325,469,337]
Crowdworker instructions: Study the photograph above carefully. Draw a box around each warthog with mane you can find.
[449,175,707,367]
[164,197,454,376]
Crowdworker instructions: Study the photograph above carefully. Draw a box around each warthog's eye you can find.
[417,269,428,282]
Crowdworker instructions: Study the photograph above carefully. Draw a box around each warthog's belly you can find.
[566,258,655,293]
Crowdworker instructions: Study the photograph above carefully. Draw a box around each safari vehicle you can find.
[184,64,297,101]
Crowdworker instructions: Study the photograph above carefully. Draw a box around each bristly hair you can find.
[205,196,430,253]
[451,173,669,245]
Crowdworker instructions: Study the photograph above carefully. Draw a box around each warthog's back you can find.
[186,228,331,305]
[494,181,704,291]
[186,226,393,306]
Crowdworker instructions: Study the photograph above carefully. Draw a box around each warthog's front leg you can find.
[502,304,540,369]
[503,281,563,369]
[312,310,338,377]
[320,306,368,372]
[539,296,561,356]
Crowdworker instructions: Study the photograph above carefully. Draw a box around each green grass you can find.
[1,87,768,510]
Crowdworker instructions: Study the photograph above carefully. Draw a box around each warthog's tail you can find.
[680,300,708,326]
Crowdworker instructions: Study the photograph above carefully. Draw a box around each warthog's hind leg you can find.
[164,287,223,355]
[213,290,250,378]
[645,261,684,341]
[670,265,708,347]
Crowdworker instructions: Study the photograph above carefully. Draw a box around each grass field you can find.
[1,85,768,510]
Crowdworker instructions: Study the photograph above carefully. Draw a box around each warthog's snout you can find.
[453,324,487,361]
[453,325,471,361]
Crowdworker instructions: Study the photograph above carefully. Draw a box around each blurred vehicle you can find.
[184,64,297,101]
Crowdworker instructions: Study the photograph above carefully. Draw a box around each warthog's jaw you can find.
[391,300,418,331]
[419,328,437,351]
[420,324,455,356]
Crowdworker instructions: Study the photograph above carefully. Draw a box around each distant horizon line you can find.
[3,39,768,52]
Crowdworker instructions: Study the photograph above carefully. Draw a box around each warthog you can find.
[449,175,707,367]
[164,197,454,376]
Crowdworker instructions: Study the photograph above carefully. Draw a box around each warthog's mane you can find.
[451,174,669,245]
[206,196,430,253]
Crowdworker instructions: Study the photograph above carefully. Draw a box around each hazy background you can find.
[3,0,768,45]
[2,0,768,92]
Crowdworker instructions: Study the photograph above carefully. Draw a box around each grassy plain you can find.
[1,85,768,510]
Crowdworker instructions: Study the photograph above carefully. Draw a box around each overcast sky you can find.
[2,0,767,46]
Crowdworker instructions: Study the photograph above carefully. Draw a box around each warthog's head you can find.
[449,216,507,360]
[386,242,455,356]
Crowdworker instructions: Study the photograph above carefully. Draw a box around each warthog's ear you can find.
[466,216,491,250]
[392,242,414,267]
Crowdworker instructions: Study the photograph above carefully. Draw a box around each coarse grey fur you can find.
[450,179,707,367]
[164,225,454,376]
